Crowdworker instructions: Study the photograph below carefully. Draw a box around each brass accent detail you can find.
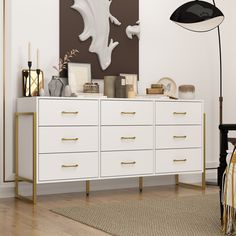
[176,113,206,191]
[121,161,136,165]
[173,136,187,139]
[61,111,79,115]
[86,180,90,197]
[139,177,143,193]
[61,164,79,168]
[15,112,37,204]
[61,138,79,141]
[173,159,187,163]
[121,137,136,140]
[121,112,136,115]
[173,112,187,115]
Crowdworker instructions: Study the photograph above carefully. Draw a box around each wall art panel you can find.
[60,0,139,79]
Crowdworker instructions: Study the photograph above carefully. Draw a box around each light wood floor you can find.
[0,185,219,236]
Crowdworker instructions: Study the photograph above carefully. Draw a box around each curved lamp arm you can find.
[213,0,223,124]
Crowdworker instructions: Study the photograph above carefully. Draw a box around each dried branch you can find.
[53,49,79,73]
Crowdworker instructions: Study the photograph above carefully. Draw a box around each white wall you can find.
[3,0,59,181]
[139,0,220,167]
[1,0,235,197]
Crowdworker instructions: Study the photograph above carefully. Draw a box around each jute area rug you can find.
[52,194,222,236]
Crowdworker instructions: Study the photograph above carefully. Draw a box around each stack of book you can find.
[146,84,164,95]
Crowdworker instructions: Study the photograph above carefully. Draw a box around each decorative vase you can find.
[48,76,64,97]
[104,76,117,98]
[64,85,72,97]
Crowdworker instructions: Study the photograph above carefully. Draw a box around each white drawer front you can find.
[39,99,98,126]
[156,149,202,173]
[101,150,153,177]
[38,153,98,181]
[156,126,202,149]
[156,102,202,125]
[101,126,153,151]
[101,101,154,125]
[39,127,98,153]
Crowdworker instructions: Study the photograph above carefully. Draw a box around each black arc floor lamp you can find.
[170,0,225,219]
[170,0,224,124]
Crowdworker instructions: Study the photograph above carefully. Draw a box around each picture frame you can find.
[68,63,91,93]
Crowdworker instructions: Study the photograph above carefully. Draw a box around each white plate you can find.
[158,77,177,97]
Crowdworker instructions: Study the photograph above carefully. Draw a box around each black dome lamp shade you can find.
[170,0,224,32]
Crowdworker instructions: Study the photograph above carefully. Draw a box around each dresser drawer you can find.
[101,101,154,125]
[156,102,202,125]
[38,99,98,126]
[101,126,153,151]
[39,127,98,153]
[38,153,98,181]
[101,150,153,177]
[156,149,202,173]
[156,126,202,149]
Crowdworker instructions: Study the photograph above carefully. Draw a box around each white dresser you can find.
[16,97,204,203]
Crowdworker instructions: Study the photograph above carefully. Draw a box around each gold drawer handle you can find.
[61,138,79,141]
[121,112,136,115]
[61,111,79,115]
[121,161,136,165]
[173,112,187,115]
[62,164,79,168]
[121,137,136,140]
[173,159,187,163]
[173,136,187,139]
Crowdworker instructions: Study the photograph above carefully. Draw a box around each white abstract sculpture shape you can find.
[126,21,140,40]
[71,0,121,70]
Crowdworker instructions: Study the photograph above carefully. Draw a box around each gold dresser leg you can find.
[15,112,37,204]
[86,180,90,197]
[175,175,179,186]
[139,177,143,193]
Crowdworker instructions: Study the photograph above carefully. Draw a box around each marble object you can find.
[178,85,195,99]
[126,21,140,40]
[64,85,72,97]
[71,0,121,70]
[104,76,117,98]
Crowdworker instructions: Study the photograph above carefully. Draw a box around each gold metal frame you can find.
[86,180,90,197]
[15,112,37,204]
[175,113,206,190]
[139,177,143,193]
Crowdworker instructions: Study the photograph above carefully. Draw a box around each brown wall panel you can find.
[60,0,139,79]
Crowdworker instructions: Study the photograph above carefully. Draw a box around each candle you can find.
[28,42,31,61]
[37,49,39,69]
